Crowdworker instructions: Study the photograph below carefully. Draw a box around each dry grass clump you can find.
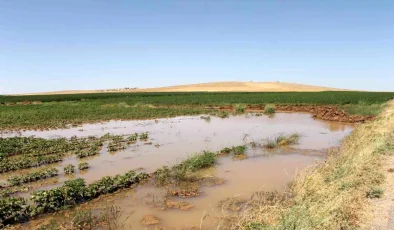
[219,101,394,229]
[262,133,300,149]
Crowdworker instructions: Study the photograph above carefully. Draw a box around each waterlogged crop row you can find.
[0,170,148,227]
[7,168,58,186]
[0,133,149,172]
[0,155,63,173]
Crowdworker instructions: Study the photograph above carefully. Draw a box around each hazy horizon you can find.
[1,1,393,94]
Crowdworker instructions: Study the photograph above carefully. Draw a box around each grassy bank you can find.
[226,101,394,229]
[0,92,393,130]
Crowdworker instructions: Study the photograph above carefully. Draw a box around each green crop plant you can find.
[264,104,276,115]
[235,104,245,113]
[219,147,232,155]
[0,155,63,173]
[175,151,216,172]
[232,145,247,155]
[7,168,59,186]
[0,197,31,226]
[139,132,149,141]
[78,162,90,171]
[127,133,139,143]
[64,164,75,175]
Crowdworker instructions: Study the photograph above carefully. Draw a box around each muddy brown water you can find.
[2,113,355,229]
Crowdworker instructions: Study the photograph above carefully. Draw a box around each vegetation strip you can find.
[6,168,58,186]
[0,171,148,227]
[224,101,394,229]
[0,134,149,173]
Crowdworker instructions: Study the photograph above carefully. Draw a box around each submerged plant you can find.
[78,162,90,171]
[127,133,139,143]
[217,111,230,118]
[200,116,211,122]
[7,168,59,186]
[139,132,149,141]
[64,164,75,175]
[232,145,247,155]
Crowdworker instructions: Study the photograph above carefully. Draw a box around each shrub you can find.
[64,164,75,175]
[235,104,245,113]
[264,104,276,115]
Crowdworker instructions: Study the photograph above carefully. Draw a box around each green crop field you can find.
[0,91,393,130]
[1,91,394,105]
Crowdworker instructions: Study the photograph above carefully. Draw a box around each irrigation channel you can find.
[1,112,355,229]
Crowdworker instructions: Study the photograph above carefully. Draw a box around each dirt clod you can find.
[141,215,161,226]
[169,189,199,198]
[166,200,195,211]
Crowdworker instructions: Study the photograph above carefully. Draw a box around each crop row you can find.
[7,168,59,186]
[0,134,148,172]
[0,170,148,226]
[0,155,63,173]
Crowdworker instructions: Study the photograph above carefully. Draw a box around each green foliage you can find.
[176,151,216,172]
[64,164,75,175]
[30,171,147,217]
[31,178,87,214]
[139,132,149,141]
[218,146,247,155]
[340,102,387,116]
[232,145,247,155]
[7,168,58,186]
[235,104,245,113]
[0,137,70,157]
[0,155,63,173]
[127,133,139,143]
[264,104,276,115]
[0,197,30,227]
[78,162,89,170]
[154,166,171,185]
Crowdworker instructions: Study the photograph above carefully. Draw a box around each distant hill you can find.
[22,81,346,95]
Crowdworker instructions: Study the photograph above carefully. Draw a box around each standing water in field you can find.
[2,113,355,229]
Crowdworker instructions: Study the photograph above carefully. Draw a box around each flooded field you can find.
[1,112,355,229]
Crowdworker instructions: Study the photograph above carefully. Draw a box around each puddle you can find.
[1,113,355,229]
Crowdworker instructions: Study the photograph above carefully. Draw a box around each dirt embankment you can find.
[212,105,374,123]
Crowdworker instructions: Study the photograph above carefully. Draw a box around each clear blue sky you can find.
[1,0,393,94]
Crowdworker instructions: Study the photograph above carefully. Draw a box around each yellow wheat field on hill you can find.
[24,82,346,95]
